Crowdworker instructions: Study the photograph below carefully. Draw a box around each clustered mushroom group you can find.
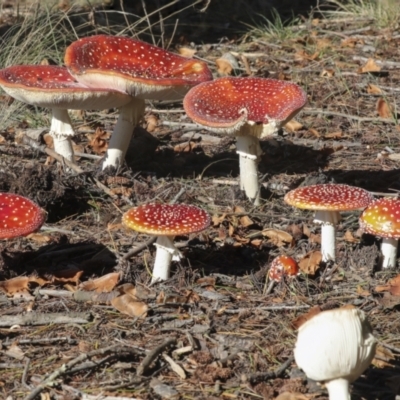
[1,33,396,400]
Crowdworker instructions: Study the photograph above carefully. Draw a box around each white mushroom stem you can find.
[152,235,182,283]
[314,210,341,262]
[102,97,146,170]
[381,238,398,268]
[325,378,350,400]
[236,134,263,205]
[49,108,75,162]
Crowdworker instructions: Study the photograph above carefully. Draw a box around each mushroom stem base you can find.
[152,235,181,283]
[381,238,398,268]
[320,223,336,262]
[49,108,75,162]
[102,97,145,170]
[325,378,350,400]
[236,135,262,205]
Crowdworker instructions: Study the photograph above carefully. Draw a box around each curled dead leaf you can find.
[87,127,110,154]
[284,119,303,132]
[376,98,394,118]
[275,392,311,400]
[367,83,383,94]
[375,273,400,296]
[358,58,381,73]
[261,228,294,247]
[0,276,30,295]
[79,272,120,293]
[111,294,148,318]
[298,250,322,275]
[371,345,395,368]
[178,47,196,58]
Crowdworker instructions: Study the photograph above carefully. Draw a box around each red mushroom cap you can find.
[122,203,211,236]
[0,65,131,109]
[64,35,213,99]
[183,77,307,134]
[0,193,46,239]
[269,255,299,282]
[284,184,374,211]
[359,197,400,238]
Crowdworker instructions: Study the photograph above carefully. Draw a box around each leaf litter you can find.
[0,1,400,399]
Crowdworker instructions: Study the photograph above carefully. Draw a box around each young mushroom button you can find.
[294,307,376,400]
[266,255,299,294]
[123,203,211,283]
[65,35,213,170]
[284,184,374,262]
[0,65,131,164]
[0,193,46,239]
[359,197,400,269]
[183,77,307,205]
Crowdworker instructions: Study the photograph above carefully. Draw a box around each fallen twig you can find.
[136,338,177,376]
[24,345,143,400]
[0,312,92,327]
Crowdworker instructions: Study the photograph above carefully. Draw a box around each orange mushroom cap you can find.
[0,193,46,239]
[359,197,400,238]
[0,65,131,109]
[122,203,210,236]
[183,77,307,133]
[284,184,374,211]
[269,255,299,282]
[65,35,213,98]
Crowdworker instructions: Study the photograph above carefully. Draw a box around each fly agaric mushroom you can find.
[284,184,374,262]
[183,77,307,205]
[359,197,400,269]
[0,193,46,239]
[266,255,299,294]
[65,35,213,169]
[294,307,376,400]
[0,65,131,163]
[122,203,210,283]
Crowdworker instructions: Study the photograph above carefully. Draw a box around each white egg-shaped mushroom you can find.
[294,307,376,400]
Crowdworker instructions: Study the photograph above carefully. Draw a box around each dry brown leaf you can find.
[87,127,110,154]
[343,229,360,243]
[320,68,335,77]
[376,98,393,118]
[291,305,323,329]
[375,274,400,296]
[356,285,371,297]
[215,58,233,76]
[284,119,303,132]
[197,277,216,287]
[358,58,381,73]
[174,141,199,152]
[0,276,30,295]
[228,223,235,237]
[234,205,253,227]
[298,250,322,275]
[212,213,227,226]
[5,344,25,360]
[367,83,383,94]
[341,37,364,48]
[109,187,134,197]
[111,294,148,318]
[302,224,311,238]
[324,131,346,139]
[376,291,400,309]
[178,47,196,58]
[371,345,395,368]
[308,128,321,138]
[262,228,294,247]
[79,272,120,293]
[145,114,159,132]
[26,232,52,243]
[52,268,84,285]
[294,50,319,62]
